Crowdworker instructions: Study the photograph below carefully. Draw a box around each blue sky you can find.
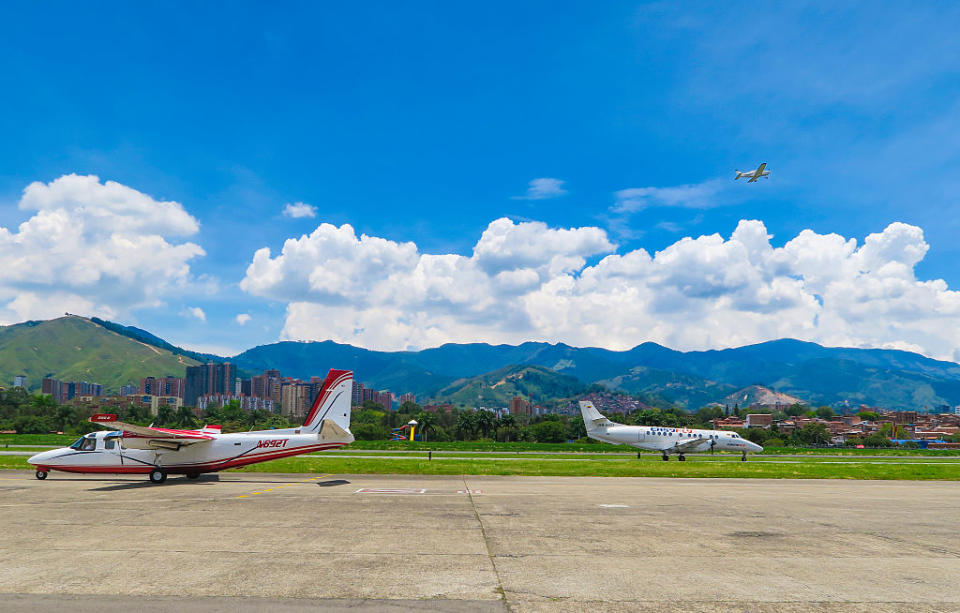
[2,2,960,358]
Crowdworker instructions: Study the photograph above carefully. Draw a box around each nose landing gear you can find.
[35,470,47,480]
[149,468,168,484]
[741,452,748,462]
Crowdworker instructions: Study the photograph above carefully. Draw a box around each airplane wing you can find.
[672,437,712,453]
[748,163,766,182]
[89,413,214,448]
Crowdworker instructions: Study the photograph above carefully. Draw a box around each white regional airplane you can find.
[579,401,762,461]
[28,369,355,484]
[734,162,770,182]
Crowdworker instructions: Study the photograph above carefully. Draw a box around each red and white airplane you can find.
[28,369,354,484]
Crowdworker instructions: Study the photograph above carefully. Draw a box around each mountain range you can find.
[3,315,960,411]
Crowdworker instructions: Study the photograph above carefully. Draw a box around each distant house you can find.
[745,414,773,429]
[712,416,745,429]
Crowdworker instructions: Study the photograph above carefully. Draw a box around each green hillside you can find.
[0,316,200,393]
[431,364,587,408]
[601,366,737,409]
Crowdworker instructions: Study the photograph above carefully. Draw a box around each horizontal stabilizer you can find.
[579,401,612,428]
[319,419,355,445]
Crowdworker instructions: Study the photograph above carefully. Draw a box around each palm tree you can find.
[456,411,478,440]
[498,414,516,442]
[476,410,495,439]
[415,411,437,442]
[175,405,197,429]
[156,404,175,427]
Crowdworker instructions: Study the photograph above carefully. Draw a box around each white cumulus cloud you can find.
[283,202,317,218]
[186,306,206,322]
[511,178,568,200]
[235,313,251,325]
[0,174,205,324]
[240,216,960,361]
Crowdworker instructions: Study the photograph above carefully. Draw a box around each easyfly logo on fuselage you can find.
[256,439,289,449]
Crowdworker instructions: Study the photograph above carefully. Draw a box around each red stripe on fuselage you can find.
[36,443,347,476]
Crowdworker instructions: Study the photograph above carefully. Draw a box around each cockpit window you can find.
[80,437,97,451]
[69,437,85,450]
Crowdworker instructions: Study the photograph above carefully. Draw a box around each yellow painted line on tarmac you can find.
[236,474,330,499]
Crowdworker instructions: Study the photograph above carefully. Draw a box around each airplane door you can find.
[103,433,124,466]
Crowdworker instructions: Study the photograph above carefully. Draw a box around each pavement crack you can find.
[462,475,511,613]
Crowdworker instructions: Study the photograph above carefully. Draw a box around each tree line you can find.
[4,387,957,447]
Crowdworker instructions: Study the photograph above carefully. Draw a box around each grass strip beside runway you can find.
[6,453,958,479]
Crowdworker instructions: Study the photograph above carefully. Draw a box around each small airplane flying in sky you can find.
[28,369,355,483]
[734,162,770,182]
[579,401,762,461]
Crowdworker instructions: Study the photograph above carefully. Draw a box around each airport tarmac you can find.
[1,471,959,612]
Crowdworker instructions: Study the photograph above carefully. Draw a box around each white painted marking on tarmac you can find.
[355,488,427,494]
[598,504,630,508]
[457,489,483,494]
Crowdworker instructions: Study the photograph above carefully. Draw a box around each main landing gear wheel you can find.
[678,454,686,462]
[661,453,669,461]
[149,468,168,484]
[186,473,200,480]
[35,470,47,480]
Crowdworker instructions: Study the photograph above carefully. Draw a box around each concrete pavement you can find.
[1,471,958,611]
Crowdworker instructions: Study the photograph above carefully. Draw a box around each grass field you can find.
[4,449,960,480]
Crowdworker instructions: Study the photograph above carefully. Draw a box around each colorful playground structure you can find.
[390,419,419,441]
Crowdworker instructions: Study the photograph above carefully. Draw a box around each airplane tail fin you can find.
[579,401,612,430]
[302,369,353,434]
[734,170,742,180]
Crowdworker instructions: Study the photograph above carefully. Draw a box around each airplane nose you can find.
[28,450,57,465]
[750,442,764,452]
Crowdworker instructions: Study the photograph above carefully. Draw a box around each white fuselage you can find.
[28,428,346,475]
[587,423,762,454]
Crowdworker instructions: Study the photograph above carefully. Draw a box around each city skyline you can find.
[2,4,960,361]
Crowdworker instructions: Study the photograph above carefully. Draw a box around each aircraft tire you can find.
[35,470,47,480]
[661,454,669,461]
[741,453,747,462]
[678,455,686,462]
[149,469,168,484]
[186,473,200,479]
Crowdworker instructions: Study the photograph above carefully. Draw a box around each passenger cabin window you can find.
[104,438,116,450]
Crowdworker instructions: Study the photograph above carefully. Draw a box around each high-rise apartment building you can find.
[41,378,103,403]
[373,390,393,411]
[184,363,235,407]
[509,396,531,416]
[352,382,365,406]
[13,375,26,388]
[140,376,185,398]
[42,378,64,403]
[252,369,283,402]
